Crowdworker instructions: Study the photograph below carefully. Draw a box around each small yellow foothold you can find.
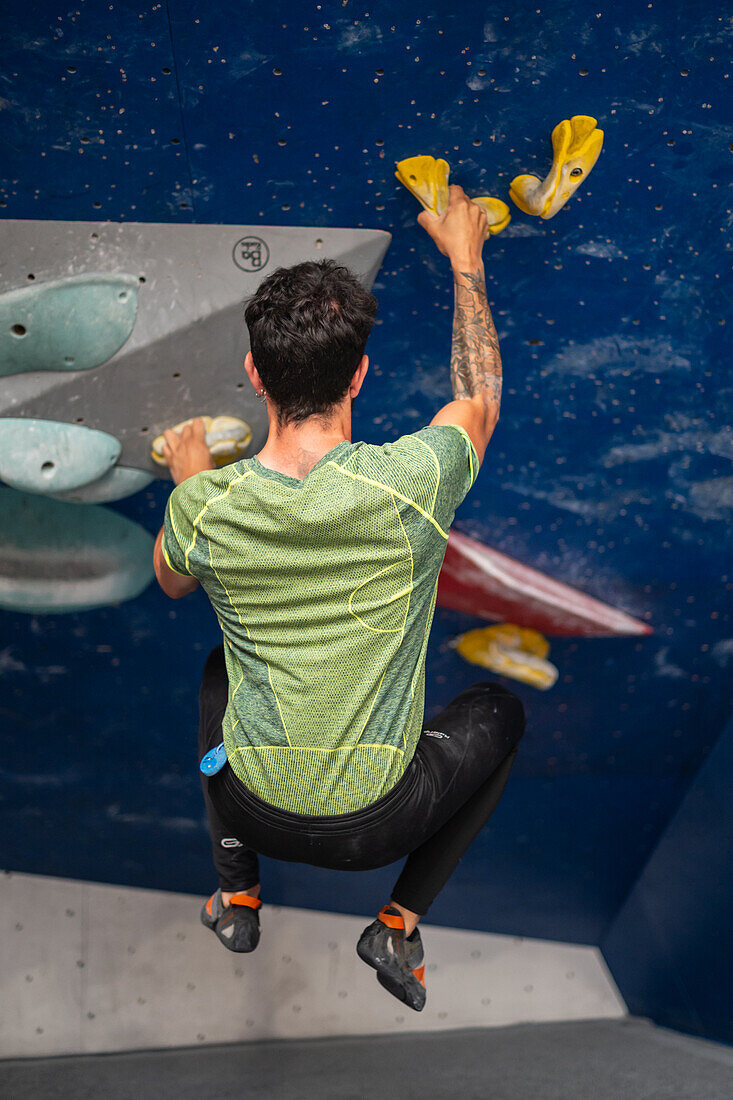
[509,115,604,219]
[454,623,559,690]
[151,415,252,469]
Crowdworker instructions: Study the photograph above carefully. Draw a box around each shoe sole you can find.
[356,939,426,1012]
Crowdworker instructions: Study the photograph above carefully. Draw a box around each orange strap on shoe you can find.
[412,964,426,987]
[229,893,262,910]
[378,905,405,930]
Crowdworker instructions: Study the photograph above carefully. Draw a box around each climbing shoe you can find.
[356,905,427,1012]
[200,888,261,953]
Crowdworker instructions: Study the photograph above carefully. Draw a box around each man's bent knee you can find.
[472,681,526,745]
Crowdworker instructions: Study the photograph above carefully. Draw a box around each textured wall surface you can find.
[0,871,624,1056]
[1,0,731,978]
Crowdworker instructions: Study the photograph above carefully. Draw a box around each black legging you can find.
[199,644,525,915]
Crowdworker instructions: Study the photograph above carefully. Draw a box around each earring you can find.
[257,390,267,402]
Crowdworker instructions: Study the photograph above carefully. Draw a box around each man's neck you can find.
[256,401,352,480]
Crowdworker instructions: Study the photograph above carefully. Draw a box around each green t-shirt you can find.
[162,423,479,815]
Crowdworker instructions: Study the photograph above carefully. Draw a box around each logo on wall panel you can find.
[233,236,270,272]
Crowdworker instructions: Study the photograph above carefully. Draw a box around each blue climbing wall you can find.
[601,713,733,1045]
[1,0,731,1039]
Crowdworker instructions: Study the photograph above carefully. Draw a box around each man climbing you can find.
[153,185,525,1012]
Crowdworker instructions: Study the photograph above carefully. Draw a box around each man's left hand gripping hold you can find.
[153,416,215,600]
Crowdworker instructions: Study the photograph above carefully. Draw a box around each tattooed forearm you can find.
[450,266,502,419]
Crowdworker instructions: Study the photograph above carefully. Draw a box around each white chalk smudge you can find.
[576,241,625,259]
[711,639,733,667]
[654,647,686,679]
[0,647,26,674]
[543,335,692,379]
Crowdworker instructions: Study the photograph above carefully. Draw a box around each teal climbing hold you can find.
[0,488,154,614]
[0,418,121,495]
[50,465,154,504]
[0,273,139,377]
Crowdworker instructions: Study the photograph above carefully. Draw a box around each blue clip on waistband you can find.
[200,741,227,776]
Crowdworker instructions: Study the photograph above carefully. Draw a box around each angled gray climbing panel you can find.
[0,220,391,488]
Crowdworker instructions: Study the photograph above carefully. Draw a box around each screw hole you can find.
[140,427,149,434]
[41,461,55,476]
[680,69,689,76]
[172,372,181,378]
[162,67,171,75]
[27,273,35,280]
[118,291,129,301]
[579,68,589,76]
[570,167,583,177]
[273,68,282,76]
[93,202,102,209]
[91,232,99,240]
[139,275,146,283]
[171,138,181,145]
[67,65,76,74]
[11,324,27,337]
[64,356,74,363]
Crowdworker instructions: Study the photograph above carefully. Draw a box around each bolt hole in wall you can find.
[41,462,55,477]
[12,324,26,337]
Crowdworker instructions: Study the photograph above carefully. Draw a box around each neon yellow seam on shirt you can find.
[391,491,414,645]
[161,541,189,577]
[229,667,245,732]
[448,423,479,486]
[233,742,405,756]
[166,500,193,574]
[326,464,450,539]
[391,491,414,748]
[197,469,293,749]
[413,435,441,515]
[411,572,441,701]
[348,559,413,634]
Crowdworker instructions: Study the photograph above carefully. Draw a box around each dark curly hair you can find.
[243,259,378,426]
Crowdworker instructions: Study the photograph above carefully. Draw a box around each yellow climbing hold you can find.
[471,195,512,235]
[395,156,510,235]
[454,623,559,690]
[395,155,451,215]
[152,415,252,469]
[509,115,604,219]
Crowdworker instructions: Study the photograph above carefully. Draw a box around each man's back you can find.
[163,423,478,814]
